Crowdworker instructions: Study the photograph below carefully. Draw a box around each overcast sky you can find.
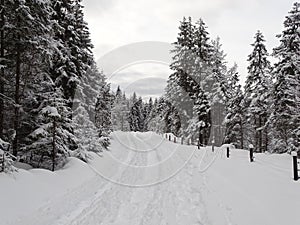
[82,0,295,99]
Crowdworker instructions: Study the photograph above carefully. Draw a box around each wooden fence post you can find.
[292,151,298,181]
[174,137,176,143]
[212,140,215,152]
[2,153,4,172]
[226,147,230,158]
[249,144,254,162]
[181,137,183,145]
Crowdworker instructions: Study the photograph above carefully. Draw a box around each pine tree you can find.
[166,17,213,143]
[111,86,130,131]
[224,64,245,148]
[192,18,214,90]
[271,2,300,153]
[95,83,112,149]
[25,87,76,171]
[209,37,228,146]
[72,63,108,161]
[244,31,272,152]
[50,0,93,106]
[129,96,144,132]
[167,17,195,130]
[0,0,5,139]
[0,0,111,169]
[1,0,54,157]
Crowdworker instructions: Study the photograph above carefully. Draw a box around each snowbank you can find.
[0,156,98,225]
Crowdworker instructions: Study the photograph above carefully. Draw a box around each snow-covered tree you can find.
[167,17,195,131]
[223,64,245,148]
[208,37,228,145]
[129,96,144,132]
[50,0,93,105]
[95,83,112,149]
[244,31,272,152]
[0,138,15,173]
[271,2,300,153]
[25,87,76,171]
[1,0,54,156]
[167,17,213,143]
[111,86,130,131]
[192,18,214,92]
[72,63,109,161]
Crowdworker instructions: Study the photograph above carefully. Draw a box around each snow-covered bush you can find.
[0,139,16,173]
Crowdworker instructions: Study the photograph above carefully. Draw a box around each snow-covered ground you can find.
[1,131,300,225]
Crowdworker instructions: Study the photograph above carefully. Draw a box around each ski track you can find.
[6,133,251,225]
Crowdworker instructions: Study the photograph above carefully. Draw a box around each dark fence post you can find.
[181,137,183,145]
[226,147,230,158]
[197,140,200,149]
[292,151,298,181]
[249,144,254,162]
[174,137,176,143]
[169,135,171,141]
[212,140,215,152]
[2,153,4,172]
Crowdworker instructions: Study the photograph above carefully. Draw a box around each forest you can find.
[0,1,299,173]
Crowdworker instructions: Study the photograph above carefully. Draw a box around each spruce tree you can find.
[245,31,272,152]
[2,0,53,156]
[111,86,130,131]
[95,83,112,149]
[271,2,300,153]
[129,96,144,132]
[224,64,245,148]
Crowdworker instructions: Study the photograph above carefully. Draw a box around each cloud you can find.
[108,63,171,99]
[124,77,167,100]
[83,0,296,87]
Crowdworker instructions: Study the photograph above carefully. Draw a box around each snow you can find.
[0,138,9,150]
[13,162,33,170]
[1,131,300,225]
[42,106,60,118]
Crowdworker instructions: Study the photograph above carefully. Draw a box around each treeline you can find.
[111,87,180,135]
[157,3,300,153]
[0,0,112,171]
[112,2,299,154]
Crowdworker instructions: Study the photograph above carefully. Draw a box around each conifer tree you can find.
[111,86,130,131]
[129,96,144,132]
[95,83,112,149]
[224,64,245,148]
[271,2,300,153]
[244,31,272,152]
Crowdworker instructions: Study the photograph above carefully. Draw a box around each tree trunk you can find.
[258,115,263,152]
[264,122,268,152]
[240,119,244,149]
[0,0,5,139]
[12,46,21,157]
[52,118,56,172]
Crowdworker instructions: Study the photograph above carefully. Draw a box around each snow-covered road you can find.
[1,131,300,225]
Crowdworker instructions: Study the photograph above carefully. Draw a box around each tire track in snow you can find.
[66,132,149,225]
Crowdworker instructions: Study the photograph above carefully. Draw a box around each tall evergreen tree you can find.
[95,83,112,149]
[2,0,54,156]
[224,64,245,148]
[129,96,144,132]
[245,31,272,152]
[73,63,109,161]
[271,2,300,153]
[111,86,130,131]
